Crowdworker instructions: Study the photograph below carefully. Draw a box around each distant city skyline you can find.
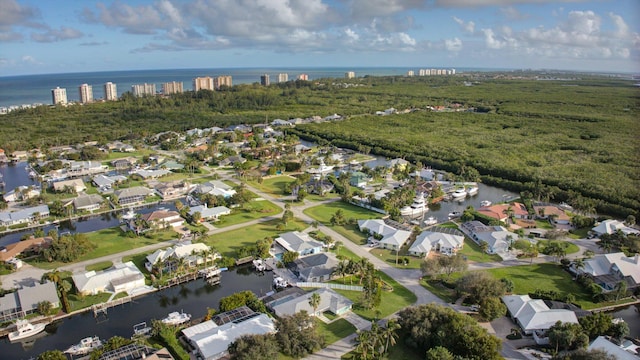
[1,0,638,76]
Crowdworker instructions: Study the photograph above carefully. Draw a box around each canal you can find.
[0,266,273,359]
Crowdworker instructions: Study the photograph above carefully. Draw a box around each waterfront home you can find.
[268,288,353,318]
[64,160,108,177]
[154,181,191,199]
[190,180,236,198]
[71,194,104,212]
[409,229,464,257]
[350,171,370,188]
[113,186,154,205]
[386,158,408,171]
[52,178,86,193]
[533,204,571,225]
[460,221,513,256]
[0,281,59,322]
[144,242,216,272]
[502,294,578,336]
[291,252,339,282]
[127,210,184,234]
[588,336,640,360]
[129,168,171,179]
[0,205,50,226]
[72,261,145,296]
[188,204,231,222]
[591,219,640,237]
[577,252,640,291]
[182,311,275,360]
[3,185,41,202]
[477,203,529,222]
[357,219,411,251]
[273,231,324,260]
[0,236,52,263]
[92,174,127,192]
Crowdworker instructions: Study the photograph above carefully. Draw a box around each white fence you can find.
[296,282,363,291]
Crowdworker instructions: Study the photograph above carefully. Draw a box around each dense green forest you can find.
[1,73,638,216]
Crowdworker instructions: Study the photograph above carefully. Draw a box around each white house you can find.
[145,242,216,272]
[274,231,324,260]
[188,204,231,222]
[588,336,640,360]
[72,261,145,296]
[191,180,236,198]
[3,186,41,202]
[591,219,639,237]
[269,288,353,318]
[578,252,640,291]
[502,294,578,335]
[0,205,50,227]
[52,179,86,193]
[461,221,514,256]
[409,230,464,257]
[357,219,411,250]
[72,194,104,212]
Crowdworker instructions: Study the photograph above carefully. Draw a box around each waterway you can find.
[0,266,273,359]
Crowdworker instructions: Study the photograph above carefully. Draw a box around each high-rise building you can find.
[297,74,309,81]
[132,83,156,97]
[277,73,289,83]
[193,77,214,91]
[162,81,184,95]
[451,68,456,75]
[407,70,415,77]
[260,74,270,86]
[51,87,67,105]
[345,71,355,79]
[104,82,118,101]
[78,83,93,104]
[213,75,232,89]
[418,69,426,76]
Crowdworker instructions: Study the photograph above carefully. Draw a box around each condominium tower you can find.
[78,83,93,104]
[51,87,67,105]
[297,74,309,81]
[260,74,270,86]
[104,82,118,101]
[162,81,184,95]
[132,83,156,97]
[277,73,288,83]
[213,75,232,89]
[345,71,355,79]
[193,77,214,91]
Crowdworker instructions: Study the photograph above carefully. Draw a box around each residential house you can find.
[460,221,514,255]
[64,160,108,177]
[268,288,353,318]
[92,174,127,192]
[588,336,640,360]
[271,119,292,126]
[3,185,41,202]
[0,205,50,227]
[182,311,275,360]
[159,160,184,171]
[130,169,171,179]
[409,229,464,257]
[107,141,136,152]
[52,178,86,193]
[477,203,529,222]
[145,242,215,272]
[218,155,246,167]
[0,237,52,262]
[110,157,137,169]
[72,194,104,212]
[188,204,231,222]
[114,187,154,205]
[533,205,571,225]
[273,231,324,260]
[350,172,370,188]
[386,158,408,171]
[191,180,236,198]
[591,219,640,237]
[502,294,579,335]
[128,210,184,234]
[0,281,59,321]
[578,252,640,291]
[357,219,411,250]
[155,181,191,199]
[292,252,339,282]
[72,261,145,296]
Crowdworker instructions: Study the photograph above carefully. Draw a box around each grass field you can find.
[28,227,178,270]
[459,238,503,263]
[304,202,382,224]
[334,271,417,321]
[202,219,309,258]
[85,261,113,272]
[316,318,357,345]
[212,199,283,228]
[247,175,296,197]
[370,248,422,269]
[538,239,581,255]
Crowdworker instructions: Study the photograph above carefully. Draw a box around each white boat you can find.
[253,259,267,271]
[466,186,478,196]
[400,192,428,217]
[424,216,438,226]
[8,320,47,342]
[64,336,103,355]
[480,200,492,207]
[273,276,289,289]
[451,189,467,199]
[448,211,462,219]
[133,322,152,336]
[161,311,191,326]
[121,208,136,221]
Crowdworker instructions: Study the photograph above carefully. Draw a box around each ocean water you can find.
[0,67,482,108]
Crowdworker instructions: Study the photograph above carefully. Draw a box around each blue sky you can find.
[1,0,638,75]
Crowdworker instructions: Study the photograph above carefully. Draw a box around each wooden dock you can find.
[92,295,133,317]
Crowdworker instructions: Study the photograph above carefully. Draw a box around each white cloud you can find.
[21,55,40,64]
[31,26,83,42]
[500,6,528,20]
[482,28,506,49]
[445,37,462,52]
[453,17,475,34]
[0,0,42,42]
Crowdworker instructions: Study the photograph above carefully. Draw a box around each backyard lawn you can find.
[459,238,503,263]
[203,219,309,258]
[247,175,296,197]
[369,248,422,269]
[316,318,357,345]
[28,227,178,270]
[212,199,282,228]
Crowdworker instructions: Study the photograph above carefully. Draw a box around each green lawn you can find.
[568,227,590,239]
[334,272,417,321]
[484,263,597,309]
[343,341,424,360]
[247,175,296,197]
[306,193,341,202]
[28,227,178,270]
[304,202,382,224]
[212,200,283,228]
[86,261,113,272]
[370,248,422,269]
[202,219,308,258]
[420,278,460,304]
[68,292,112,312]
[459,238,503,263]
[535,220,555,230]
[316,318,357,344]
[538,239,581,255]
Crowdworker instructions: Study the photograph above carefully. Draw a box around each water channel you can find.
[0,266,273,359]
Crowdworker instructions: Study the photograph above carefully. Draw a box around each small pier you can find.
[92,295,133,317]
[158,272,199,290]
[236,256,254,266]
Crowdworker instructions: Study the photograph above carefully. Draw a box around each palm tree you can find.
[308,292,321,316]
[614,281,627,301]
[479,241,489,260]
[44,269,70,313]
[382,319,400,354]
[572,258,585,273]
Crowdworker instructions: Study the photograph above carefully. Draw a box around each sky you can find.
[1,0,639,76]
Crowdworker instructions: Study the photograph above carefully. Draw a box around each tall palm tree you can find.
[44,269,70,313]
[382,319,400,354]
[308,292,321,316]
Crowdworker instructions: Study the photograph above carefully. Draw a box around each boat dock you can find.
[92,295,133,317]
